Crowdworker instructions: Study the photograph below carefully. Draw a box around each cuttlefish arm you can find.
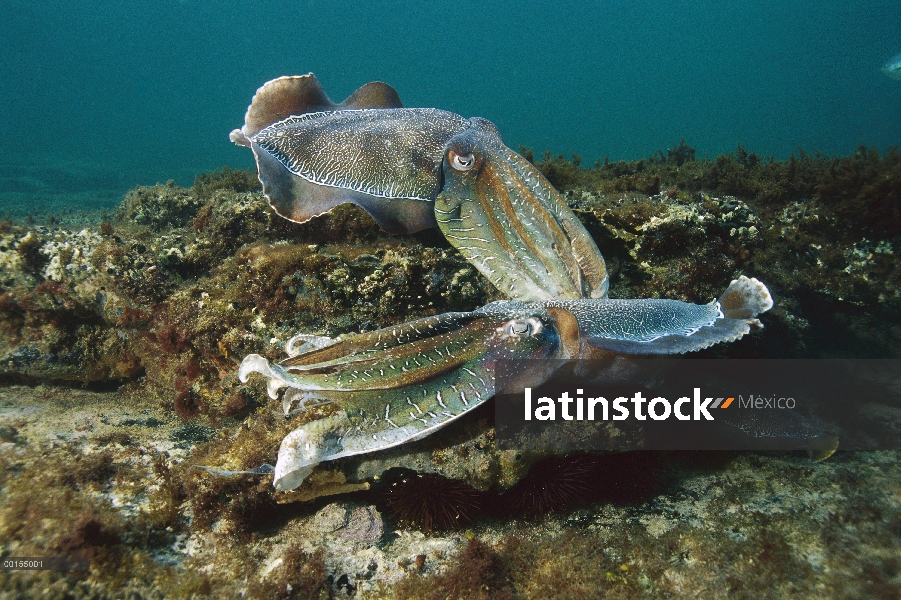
[570,275,773,355]
[239,306,575,490]
[436,125,608,301]
[475,276,773,356]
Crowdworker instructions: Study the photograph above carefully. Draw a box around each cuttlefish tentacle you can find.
[239,312,475,397]
[285,333,334,357]
[436,126,608,301]
[257,315,492,392]
[240,306,571,490]
[278,312,477,368]
[240,311,568,394]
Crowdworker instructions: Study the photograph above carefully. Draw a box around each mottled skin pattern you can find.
[232,74,777,490]
[253,109,469,201]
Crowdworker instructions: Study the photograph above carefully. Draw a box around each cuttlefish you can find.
[230,74,607,301]
[231,75,825,492]
[240,276,775,491]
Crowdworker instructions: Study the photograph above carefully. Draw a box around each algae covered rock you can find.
[1,152,900,598]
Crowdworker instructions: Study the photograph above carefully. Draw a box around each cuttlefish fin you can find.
[590,318,755,355]
[252,142,347,222]
[229,73,403,146]
[339,81,403,110]
[581,276,773,355]
[230,74,333,146]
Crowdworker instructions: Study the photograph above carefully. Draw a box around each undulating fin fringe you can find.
[230,73,402,146]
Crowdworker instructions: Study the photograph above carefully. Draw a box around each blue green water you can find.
[1,0,900,213]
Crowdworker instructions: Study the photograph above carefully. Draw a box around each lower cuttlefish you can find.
[239,277,772,490]
[231,74,819,492]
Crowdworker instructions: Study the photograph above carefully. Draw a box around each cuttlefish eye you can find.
[503,317,543,338]
[449,150,476,172]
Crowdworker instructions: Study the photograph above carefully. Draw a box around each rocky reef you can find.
[1,147,899,598]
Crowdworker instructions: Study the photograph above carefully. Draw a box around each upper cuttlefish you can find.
[230,73,608,302]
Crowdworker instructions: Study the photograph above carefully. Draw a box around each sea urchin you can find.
[382,471,484,532]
